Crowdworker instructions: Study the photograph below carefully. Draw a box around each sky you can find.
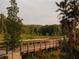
[0,0,62,25]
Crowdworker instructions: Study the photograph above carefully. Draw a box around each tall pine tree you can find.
[5,0,22,53]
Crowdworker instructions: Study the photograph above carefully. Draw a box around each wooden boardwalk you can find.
[0,38,60,59]
[20,39,59,54]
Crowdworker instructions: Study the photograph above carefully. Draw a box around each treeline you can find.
[21,24,62,36]
[0,14,62,36]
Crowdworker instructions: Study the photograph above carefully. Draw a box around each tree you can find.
[0,14,6,34]
[4,0,22,59]
[56,0,79,58]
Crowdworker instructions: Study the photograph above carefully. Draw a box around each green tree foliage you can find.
[0,14,6,34]
[38,25,62,36]
[21,25,41,35]
[21,25,62,36]
[56,0,79,58]
[56,0,79,42]
[5,0,22,51]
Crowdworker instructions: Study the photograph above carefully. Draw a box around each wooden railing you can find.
[20,39,59,54]
[0,39,60,56]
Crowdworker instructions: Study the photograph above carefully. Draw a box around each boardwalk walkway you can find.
[0,38,60,59]
[20,39,59,54]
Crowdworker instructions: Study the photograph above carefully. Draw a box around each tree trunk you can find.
[69,29,77,59]
[71,29,77,48]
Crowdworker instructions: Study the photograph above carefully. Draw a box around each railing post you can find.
[33,42,35,52]
[49,40,50,48]
[53,40,55,48]
[45,41,46,50]
[57,40,59,47]
[56,40,58,48]
[40,41,41,50]
[27,42,29,53]
[54,40,56,48]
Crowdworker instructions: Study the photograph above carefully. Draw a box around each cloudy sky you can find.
[0,0,62,25]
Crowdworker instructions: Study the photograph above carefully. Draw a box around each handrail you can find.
[0,39,60,56]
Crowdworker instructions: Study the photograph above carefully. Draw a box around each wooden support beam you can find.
[40,41,41,50]
[49,40,50,48]
[33,42,35,52]
[45,41,46,50]
[27,42,29,53]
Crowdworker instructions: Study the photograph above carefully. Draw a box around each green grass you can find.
[0,34,61,41]
[0,34,4,41]
[21,34,62,40]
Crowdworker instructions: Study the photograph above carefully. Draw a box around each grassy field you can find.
[21,34,62,39]
[0,34,62,41]
[0,34,4,41]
